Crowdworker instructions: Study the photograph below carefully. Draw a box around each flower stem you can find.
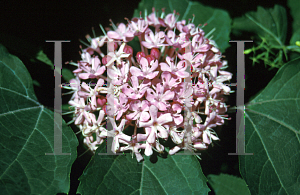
[134,121,137,135]
[138,35,145,53]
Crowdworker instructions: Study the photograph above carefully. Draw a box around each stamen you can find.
[124,17,131,24]
[99,24,107,36]
[92,27,96,38]
[62,91,75,95]
[78,148,92,158]
[109,19,118,31]
[67,119,75,126]
[175,12,180,22]
[204,28,216,39]
[62,111,74,115]
[191,14,195,24]
[85,34,92,43]
[79,39,90,47]
[144,9,147,21]
[161,8,165,18]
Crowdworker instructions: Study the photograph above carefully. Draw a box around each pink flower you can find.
[130,57,159,79]
[164,13,177,29]
[106,43,131,67]
[106,93,129,120]
[146,83,174,111]
[100,118,131,153]
[147,8,161,30]
[107,61,130,85]
[174,82,194,107]
[165,30,187,48]
[182,23,195,34]
[160,56,190,78]
[129,18,148,36]
[167,103,184,125]
[69,98,92,125]
[192,34,211,53]
[63,77,81,100]
[175,20,186,32]
[202,129,219,145]
[160,72,181,91]
[107,23,134,42]
[119,135,147,162]
[139,105,173,143]
[142,30,165,48]
[84,132,102,152]
[179,51,203,69]
[77,79,104,110]
[126,100,150,121]
[122,76,151,99]
[78,56,106,80]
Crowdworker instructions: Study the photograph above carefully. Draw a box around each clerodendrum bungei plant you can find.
[64,8,233,162]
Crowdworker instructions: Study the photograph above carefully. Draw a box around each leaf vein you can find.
[246,108,299,135]
[245,111,289,194]
[245,14,283,47]
[144,164,168,194]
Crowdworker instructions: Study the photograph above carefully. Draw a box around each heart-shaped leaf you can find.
[133,0,231,53]
[77,143,210,195]
[240,58,300,194]
[207,174,251,195]
[0,44,78,194]
[232,5,287,48]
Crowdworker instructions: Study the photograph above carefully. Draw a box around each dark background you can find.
[1,0,290,194]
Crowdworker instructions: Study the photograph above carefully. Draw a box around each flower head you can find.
[66,7,233,162]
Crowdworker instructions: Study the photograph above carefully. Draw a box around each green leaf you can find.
[289,29,300,46]
[62,68,75,82]
[35,50,54,68]
[288,0,300,33]
[133,0,231,53]
[36,50,75,82]
[288,0,300,60]
[232,5,287,47]
[240,58,300,194]
[0,44,78,194]
[288,29,300,60]
[77,143,210,195]
[207,174,251,195]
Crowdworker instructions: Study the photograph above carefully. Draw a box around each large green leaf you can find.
[232,5,287,47]
[0,44,78,194]
[288,0,300,33]
[133,0,231,53]
[77,143,210,194]
[240,58,300,194]
[207,174,251,195]
[289,29,300,47]
[287,0,300,60]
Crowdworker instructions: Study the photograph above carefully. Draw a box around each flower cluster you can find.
[65,8,232,162]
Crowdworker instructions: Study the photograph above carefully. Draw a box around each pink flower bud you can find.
[145,55,155,64]
[102,56,107,65]
[150,48,160,59]
[136,51,146,62]
[97,96,107,106]
[124,45,133,56]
